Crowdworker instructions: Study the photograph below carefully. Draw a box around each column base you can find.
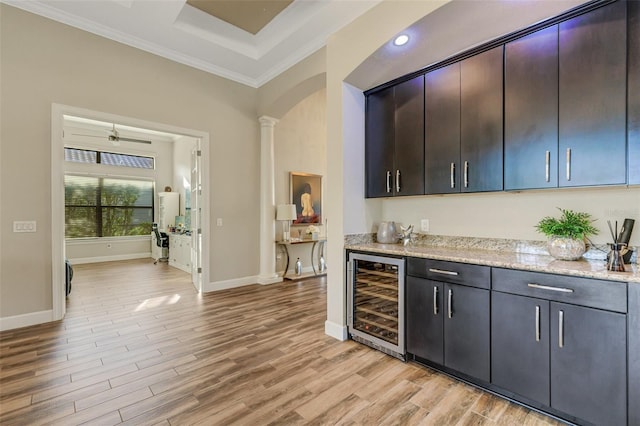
[257,275,282,285]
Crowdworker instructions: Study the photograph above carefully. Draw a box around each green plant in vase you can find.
[535,208,598,260]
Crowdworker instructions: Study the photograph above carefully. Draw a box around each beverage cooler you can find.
[347,252,405,360]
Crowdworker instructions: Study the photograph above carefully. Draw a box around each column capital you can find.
[259,116,279,127]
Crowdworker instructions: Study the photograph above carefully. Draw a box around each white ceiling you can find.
[3,0,382,88]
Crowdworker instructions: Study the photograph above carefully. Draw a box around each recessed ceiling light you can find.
[393,34,409,46]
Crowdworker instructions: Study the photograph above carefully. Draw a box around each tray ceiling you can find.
[3,0,381,88]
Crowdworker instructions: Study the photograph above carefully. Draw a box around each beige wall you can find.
[0,5,259,319]
[273,88,327,274]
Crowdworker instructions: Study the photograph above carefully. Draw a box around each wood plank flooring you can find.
[0,259,564,425]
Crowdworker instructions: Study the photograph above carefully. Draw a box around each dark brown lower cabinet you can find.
[491,292,550,405]
[406,277,443,364]
[406,276,490,382]
[491,267,628,426]
[549,302,626,426]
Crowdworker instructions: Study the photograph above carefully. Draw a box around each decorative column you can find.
[257,116,282,284]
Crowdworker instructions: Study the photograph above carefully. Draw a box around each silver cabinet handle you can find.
[535,305,541,342]
[545,151,550,182]
[448,289,453,319]
[566,148,571,181]
[386,171,391,193]
[528,283,574,293]
[558,310,564,348]
[464,161,469,188]
[396,170,401,193]
[450,162,455,188]
[433,286,438,315]
[429,268,459,276]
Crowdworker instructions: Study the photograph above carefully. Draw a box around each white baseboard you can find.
[204,275,261,292]
[0,310,54,332]
[68,252,151,264]
[325,320,348,341]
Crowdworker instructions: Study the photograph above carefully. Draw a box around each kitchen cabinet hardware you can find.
[565,148,571,181]
[558,310,564,348]
[396,170,401,192]
[428,268,459,276]
[527,283,573,293]
[386,171,391,193]
[545,151,550,182]
[450,163,455,188]
[448,289,453,319]
[536,305,541,342]
[464,161,469,188]
[433,286,439,315]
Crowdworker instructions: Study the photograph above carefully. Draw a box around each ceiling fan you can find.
[71,124,152,145]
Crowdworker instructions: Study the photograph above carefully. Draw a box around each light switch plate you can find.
[13,221,36,232]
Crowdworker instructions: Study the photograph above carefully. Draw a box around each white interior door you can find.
[190,141,202,291]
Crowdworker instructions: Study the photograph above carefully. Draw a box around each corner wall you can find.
[0,4,259,322]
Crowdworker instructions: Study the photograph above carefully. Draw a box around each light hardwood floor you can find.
[0,259,564,425]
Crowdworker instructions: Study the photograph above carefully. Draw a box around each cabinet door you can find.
[550,302,627,426]
[505,25,559,190]
[460,46,504,193]
[559,1,627,187]
[444,283,490,382]
[491,292,550,405]
[394,75,425,196]
[629,0,640,184]
[406,277,443,364]
[365,86,395,198]
[425,63,460,194]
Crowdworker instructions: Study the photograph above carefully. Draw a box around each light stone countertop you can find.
[345,242,640,284]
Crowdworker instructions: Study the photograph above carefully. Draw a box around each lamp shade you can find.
[276,204,297,221]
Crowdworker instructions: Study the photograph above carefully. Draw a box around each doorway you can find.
[51,104,210,321]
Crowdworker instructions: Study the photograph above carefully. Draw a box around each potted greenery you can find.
[535,208,598,260]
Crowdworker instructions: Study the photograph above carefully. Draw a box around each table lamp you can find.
[276,204,297,241]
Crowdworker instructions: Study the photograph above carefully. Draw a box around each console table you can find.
[276,238,326,279]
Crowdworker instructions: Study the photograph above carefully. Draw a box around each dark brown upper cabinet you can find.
[559,1,627,187]
[365,75,425,198]
[365,86,395,198]
[629,0,640,185]
[425,62,461,194]
[460,46,504,193]
[505,25,559,190]
[425,47,503,195]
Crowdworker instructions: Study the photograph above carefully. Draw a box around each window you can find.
[65,175,153,238]
[65,147,154,169]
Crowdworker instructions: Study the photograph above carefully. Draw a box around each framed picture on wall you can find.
[290,172,322,225]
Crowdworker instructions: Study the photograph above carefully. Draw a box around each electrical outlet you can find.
[420,219,430,233]
[216,218,223,226]
[13,221,36,233]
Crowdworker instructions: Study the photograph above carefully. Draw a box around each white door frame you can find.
[51,103,210,320]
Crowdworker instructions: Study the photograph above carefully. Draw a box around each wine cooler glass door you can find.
[348,253,405,356]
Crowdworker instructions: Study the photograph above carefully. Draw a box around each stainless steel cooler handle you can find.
[448,289,453,319]
[433,286,438,315]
